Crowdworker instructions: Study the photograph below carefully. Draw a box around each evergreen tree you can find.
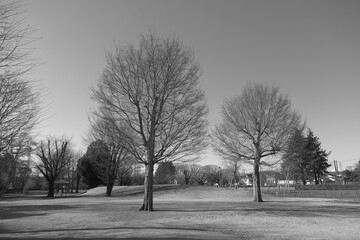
[77,140,109,188]
[155,162,176,184]
[281,129,331,185]
[304,130,331,184]
[77,156,104,188]
[281,128,309,184]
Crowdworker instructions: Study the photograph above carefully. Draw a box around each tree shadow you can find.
[1,226,209,234]
[0,194,85,202]
[0,204,78,220]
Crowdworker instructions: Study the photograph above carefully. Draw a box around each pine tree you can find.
[304,130,331,184]
[282,129,331,185]
[281,128,309,185]
[155,162,176,184]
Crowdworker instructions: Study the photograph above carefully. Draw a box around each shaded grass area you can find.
[1,186,360,239]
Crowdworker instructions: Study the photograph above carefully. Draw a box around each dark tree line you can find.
[342,161,360,184]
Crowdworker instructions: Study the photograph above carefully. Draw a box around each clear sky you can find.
[22,0,360,170]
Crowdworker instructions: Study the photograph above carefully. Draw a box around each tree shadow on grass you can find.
[0,204,78,220]
[1,226,208,232]
[0,194,86,202]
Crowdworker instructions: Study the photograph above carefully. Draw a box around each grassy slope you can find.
[83,185,253,201]
[82,184,182,197]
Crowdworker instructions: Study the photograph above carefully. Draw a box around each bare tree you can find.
[36,137,72,197]
[0,2,41,154]
[92,31,208,211]
[0,132,35,195]
[212,83,302,202]
[224,158,242,186]
[61,150,83,193]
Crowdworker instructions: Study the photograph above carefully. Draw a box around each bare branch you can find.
[0,2,42,154]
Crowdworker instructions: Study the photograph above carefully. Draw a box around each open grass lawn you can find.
[1,186,360,239]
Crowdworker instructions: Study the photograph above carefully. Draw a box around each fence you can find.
[261,187,360,200]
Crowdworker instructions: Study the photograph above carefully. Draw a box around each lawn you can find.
[1,186,360,239]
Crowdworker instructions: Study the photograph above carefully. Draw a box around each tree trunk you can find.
[139,163,154,211]
[302,179,307,185]
[20,181,25,194]
[184,170,190,185]
[106,176,115,197]
[75,173,80,193]
[253,163,263,202]
[47,179,55,197]
[314,168,319,184]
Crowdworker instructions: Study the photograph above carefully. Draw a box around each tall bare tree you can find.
[92,31,208,211]
[212,83,302,202]
[0,2,41,154]
[36,137,72,197]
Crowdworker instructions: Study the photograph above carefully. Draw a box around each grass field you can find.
[1,185,360,239]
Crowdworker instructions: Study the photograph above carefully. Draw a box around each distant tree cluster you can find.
[175,163,237,187]
[281,129,331,185]
[342,161,360,184]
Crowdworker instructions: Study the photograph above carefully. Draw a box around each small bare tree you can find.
[212,83,302,202]
[224,158,242,186]
[36,137,72,197]
[92,31,208,211]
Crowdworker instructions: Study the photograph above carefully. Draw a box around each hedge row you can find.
[294,184,360,190]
